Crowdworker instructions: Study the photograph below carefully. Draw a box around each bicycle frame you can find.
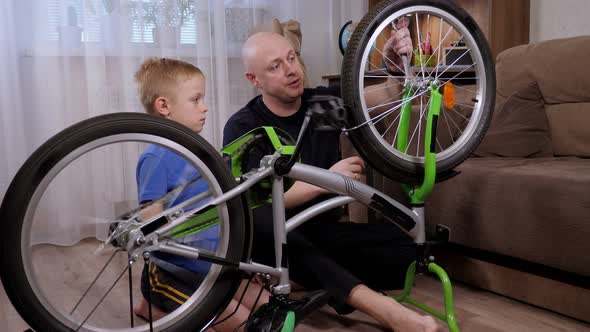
[137,154,424,296]
[130,68,442,298]
[118,57,457,330]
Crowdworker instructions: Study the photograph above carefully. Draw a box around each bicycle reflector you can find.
[443,82,456,109]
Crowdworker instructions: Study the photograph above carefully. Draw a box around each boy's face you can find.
[166,74,208,133]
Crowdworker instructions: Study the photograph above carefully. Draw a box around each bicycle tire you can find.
[342,0,495,184]
[0,113,249,332]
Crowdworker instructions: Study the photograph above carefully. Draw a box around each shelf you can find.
[369,65,476,75]
[323,65,476,86]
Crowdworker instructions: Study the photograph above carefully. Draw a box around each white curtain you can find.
[0,0,366,245]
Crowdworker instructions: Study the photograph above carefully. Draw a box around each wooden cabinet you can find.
[368,0,530,61]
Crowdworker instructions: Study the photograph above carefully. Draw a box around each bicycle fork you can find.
[392,77,460,332]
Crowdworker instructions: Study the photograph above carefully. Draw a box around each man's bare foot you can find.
[347,284,444,332]
[133,298,168,321]
[397,306,443,332]
[420,315,443,332]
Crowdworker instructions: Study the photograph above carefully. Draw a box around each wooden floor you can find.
[2,241,589,332]
[298,276,590,331]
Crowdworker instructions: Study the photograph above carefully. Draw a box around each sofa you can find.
[368,36,590,322]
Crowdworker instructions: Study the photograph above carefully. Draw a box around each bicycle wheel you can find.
[0,113,249,332]
[342,0,495,184]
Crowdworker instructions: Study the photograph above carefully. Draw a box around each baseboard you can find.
[436,249,590,323]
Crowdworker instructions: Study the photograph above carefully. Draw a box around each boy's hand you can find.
[329,156,365,182]
[383,17,413,73]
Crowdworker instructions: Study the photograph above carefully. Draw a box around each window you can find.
[47,0,100,42]
[47,0,197,45]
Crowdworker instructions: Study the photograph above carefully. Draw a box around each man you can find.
[223,28,440,332]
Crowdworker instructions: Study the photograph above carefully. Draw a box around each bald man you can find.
[223,32,440,332]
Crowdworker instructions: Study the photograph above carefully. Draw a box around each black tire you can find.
[342,0,495,184]
[0,113,250,331]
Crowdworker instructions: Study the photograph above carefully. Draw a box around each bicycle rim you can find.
[344,0,494,181]
[2,114,245,332]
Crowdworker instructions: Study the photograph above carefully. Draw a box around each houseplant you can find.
[99,0,126,49]
[130,0,196,47]
[58,5,83,48]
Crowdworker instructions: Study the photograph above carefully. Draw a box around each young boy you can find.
[134,57,269,331]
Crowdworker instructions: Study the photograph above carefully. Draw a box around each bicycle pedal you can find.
[307,95,348,130]
[244,304,290,332]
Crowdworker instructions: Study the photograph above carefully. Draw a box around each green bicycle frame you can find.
[169,127,296,239]
[391,81,460,332]
[396,83,441,205]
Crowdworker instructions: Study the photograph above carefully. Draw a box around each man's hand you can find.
[284,156,366,208]
[383,17,413,73]
[329,156,365,182]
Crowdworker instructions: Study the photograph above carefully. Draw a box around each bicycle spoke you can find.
[435,47,472,80]
[416,98,432,155]
[364,80,404,95]
[372,44,406,76]
[423,32,466,83]
[381,108,403,139]
[390,85,423,145]
[379,21,411,77]
[435,17,445,78]
[452,101,475,109]
[438,62,478,85]
[128,262,135,328]
[404,98,429,154]
[342,3,493,179]
[75,261,132,331]
[444,106,464,136]
[424,19,455,79]
[364,74,405,79]
[447,106,471,121]
[368,56,396,77]
[416,95,423,156]
[69,249,122,315]
[366,90,406,113]
[442,109,456,144]
[345,87,431,132]
[436,137,444,152]
[414,13,427,80]
[447,83,478,94]
[439,76,479,80]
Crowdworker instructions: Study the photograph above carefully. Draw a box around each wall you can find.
[530,0,590,43]
[267,0,367,87]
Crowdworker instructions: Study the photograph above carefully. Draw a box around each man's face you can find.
[168,74,208,133]
[251,39,304,103]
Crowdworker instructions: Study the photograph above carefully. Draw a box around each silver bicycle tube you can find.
[287,162,422,242]
[152,166,273,238]
[271,174,291,294]
[286,196,356,233]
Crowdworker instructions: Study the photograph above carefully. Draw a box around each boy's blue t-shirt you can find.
[136,144,219,274]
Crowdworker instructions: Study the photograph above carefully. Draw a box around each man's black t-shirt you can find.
[223,85,342,217]
[223,85,341,169]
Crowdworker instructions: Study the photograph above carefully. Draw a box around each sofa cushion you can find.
[473,81,553,157]
[424,157,590,277]
[546,103,590,157]
[496,36,590,105]
[491,36,590,158]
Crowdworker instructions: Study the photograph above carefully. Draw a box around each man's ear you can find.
[245,72,259,88]
[154,97,170,118]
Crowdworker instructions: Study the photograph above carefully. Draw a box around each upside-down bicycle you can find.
[0,1,494,331]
